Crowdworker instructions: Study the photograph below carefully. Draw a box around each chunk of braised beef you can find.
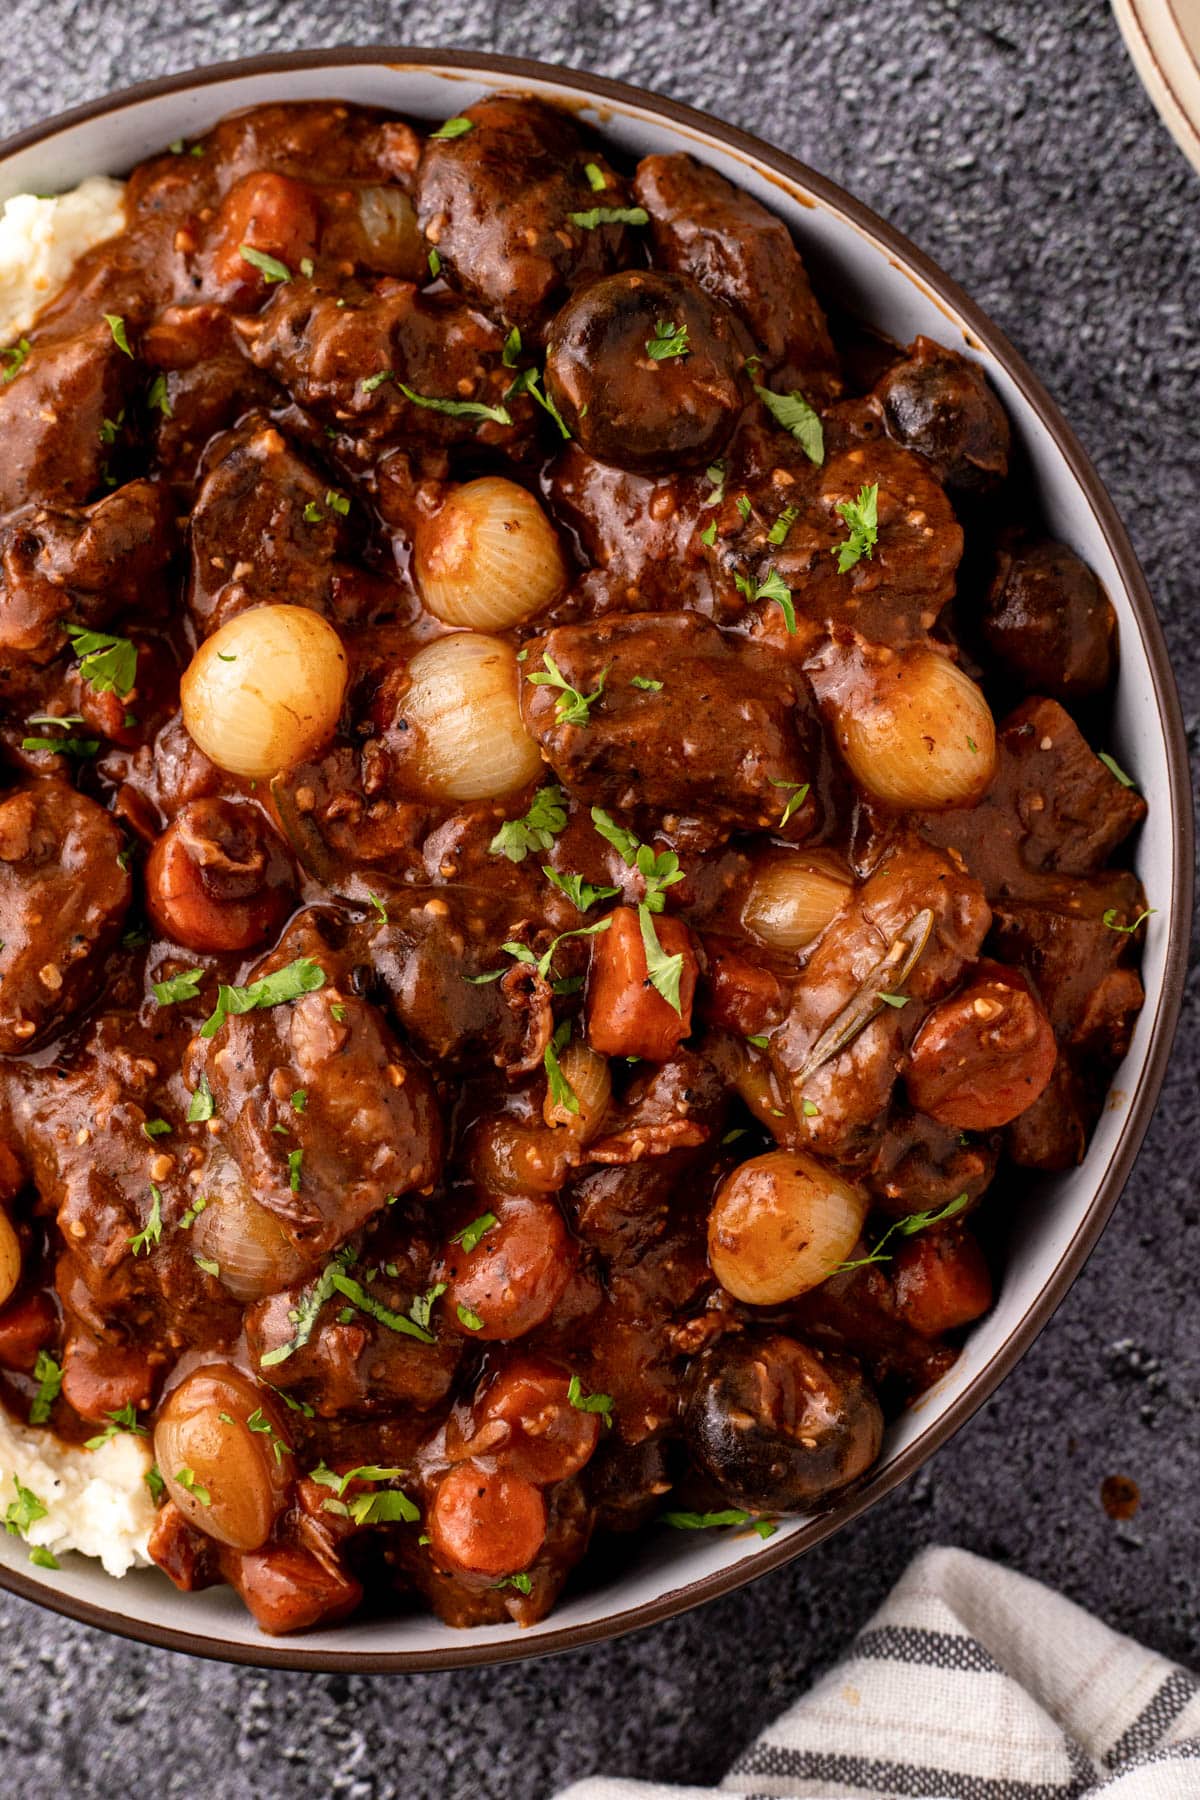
[919,697,1147,894]
[187,417,344,634]
[979,535,1117,700]
[1005,1052,1092,1170]
[237,277,534,454]
[193,915,442,1256]
[415,95,633,339]
[874,335,1010,492]
[34,477,176,606]
[634,152,841,399]
[520,612,815,846]
[0,324,136,512]
[989,873,1146,1061]
[0,784,131,1053]
[545,270,749,474]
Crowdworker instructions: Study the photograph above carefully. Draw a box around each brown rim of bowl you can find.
[0,46,1190,1674]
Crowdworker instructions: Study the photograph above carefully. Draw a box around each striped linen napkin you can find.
[556,1547,1200,1800]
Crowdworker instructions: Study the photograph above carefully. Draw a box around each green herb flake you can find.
[360,369,393,394]
[541,866,620,912]
[147,371,173,418]
[5,1478,47,1539]
[489,783,569,863]
[302,501,324,523]
[104,314,133,357]
[544,1018,578,1116]
[567,1374,613,1425]
[456,1303,485,1332]
[876,992,909,1009]
[661,1508,752,1530]
[144,1464,166,1503]
[128,1184,164,1257]
[292,1088,308,1112]
[501,325,523,367]
[141,1118,171,1140]
[1102,906,1154,934]
[745,1033,770,1050]
[833,481,879,572]
[583,161,607,192]
[239,244,291,283]
[451,1213,498,1254]
[638,903,685,1014]
[29,1351,63,1426]
[569,205,648,230]
[427,247,441,278]
[496,1572,533,1594]
[397,381,511,426]
[152,967,205,1006]
[630,675,663,691]
[29,1545,59,1569]
[187,1073,215,1123]
[770,777,810,827]
[767,503,800,547]
[194,1255,220,1277]
[753,383,824,464]
[1098,751,1136,789]
[20,734,100,758]
[331,1268,441,1345]
[645,318,690,361]
[833,1191,971,1275]
[178,1196,208,1231]
[366,892,389,924]
[199,956,326,1039]
[429,116,474,140]
[734,565,797,633]
[83,1403,147,1452]
[174,1466,211,1506]
[1,337,31,381]
[802,1098,821,1118]
[527,651,609,728]
[326,489,350,516]
[700,520,717,547]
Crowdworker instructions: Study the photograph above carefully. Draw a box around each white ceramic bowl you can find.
[0,49,1190,1671]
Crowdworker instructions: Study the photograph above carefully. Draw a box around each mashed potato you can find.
[0,175,127,343]
[0,1408,155,1577]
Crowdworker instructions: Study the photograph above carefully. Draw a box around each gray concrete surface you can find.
[0,3,1197,1795]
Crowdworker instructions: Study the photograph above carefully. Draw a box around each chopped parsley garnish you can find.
[544,1018,578,1116]
[144,1464,166,1503]
[501,325,523,366]
[194,1255,220,1277]
[1098,751,1136,789]
[291,1088,308,1113]
[174,1466,211,1506]
[583,161,608,192]
[700,520,717,547]
[735,494,752,521]
[705,461,726,505]
[466,919,612,988]
[429,115,474,139]
[128,1184,163,1257]
[638,903,685,1015]
[456,1302,484,1332]
[753,382,824,464]
[833,1191,971,1274]
[496,1572,533,1594]
[770,778,810,827]
[331,1268,442,1345]
[745,1033,770,1050]
[489,783,568,862]
[734,565,797,633]
[5,1477,48,1538]
[104,313,133,357]
[662,1508,752,1530]
[767,504,800,547]
[424,246,441,279]
[397,382,512,426]
[20,733,99,757]
[451,1213,497,1254]
[527,652,609,727]
[260,1253,349,1366]
[541,866,620,912]
[239,244,291,283]
[311,1464,418,1525]
[833,482,879,572]
[645,319,690,361]
[802,1098,821,1118]
[876,992,909,1009]
[408,1282,448,1334]
[187,1073,215,1123]
[29,1351,62,1425]
[1103,907,1154,934]
[287,1148,303,1193]
[199,956,326,1039]
[302,501,324,523]
[178,1196,207,1230]
[361,369,393,394]
[630,675,663,691]
[29,1545,59,1569]
[147,372,173,417]
[1,337,31,381]
[503,363,572,437]
[152,967,205,1006]
[569,205,648,230]
[326,489,350,516]
[271,1387,315,1419]
[246,1409,292,1464]
[141,1118,171,1139]
[84,1402,148,1450]
[567,1374,613,1425]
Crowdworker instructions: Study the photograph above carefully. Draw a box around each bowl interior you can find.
[0,53,1186,1670]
